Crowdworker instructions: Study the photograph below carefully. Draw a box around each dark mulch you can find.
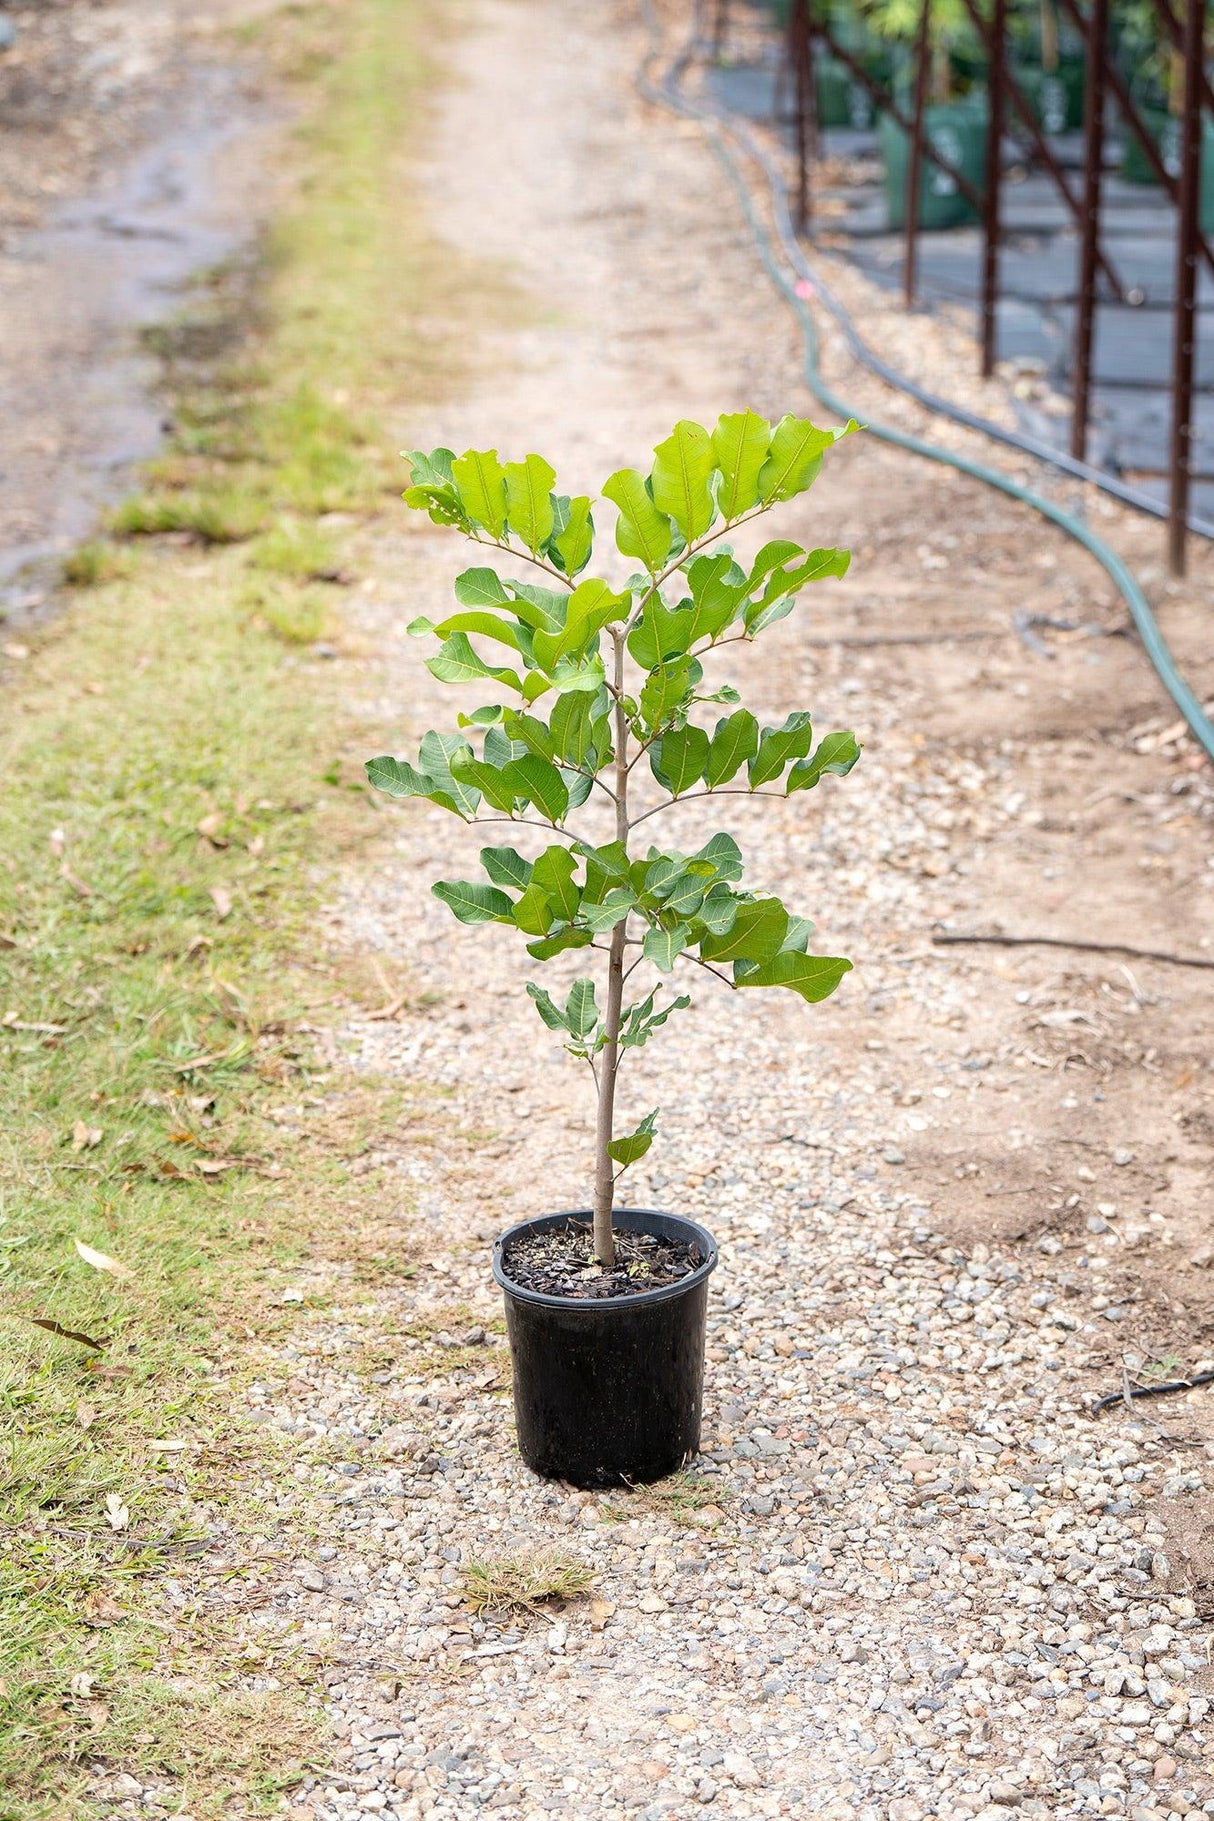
[501,1221,704,1301]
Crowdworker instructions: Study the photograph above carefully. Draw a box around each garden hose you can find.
[634,5,1214,763]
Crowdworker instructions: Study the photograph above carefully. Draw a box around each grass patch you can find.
[601,1471,731,1527]
[0,0,487,1811]
[462,1550,595,1618]
[60,541,130,589]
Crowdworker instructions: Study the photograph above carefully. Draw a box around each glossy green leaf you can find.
[650,725,709,796]
[429,611,524,652]
[458,705,504,728]
[502,709,556,761]
[779,915,816,953]
[454,566,511,608]
[449,753,519,813]
[512,882,554,936]
[691,831,744,882]
[526,928,594,960]
[579,887,636,932]
[744,548,851,636]
[711,410,772,518]
[664,870,708,917]
[748,712,814,788]
[565,978,599,1040]
[695,882,739,935]
[700,897,789,963]
[532,845,580,919]
[501,754,570,822]
[579,839,631,903]
[644,924,690,971]
[787,730,862,793]
[418,732,481,817]
[365,756,433,800]
[432,879,513,924]
[550,494,595,576]
[618,993,691,1050]
[503,454,557,552]
[735,951,853,1001]
[427,632,521,692]
[684,552,749,644]
[608,1109,659,1167]
[758,415,854,504]
[527,982,569,1030]
[505,580,565,632]
[483,726,526,766]
[549,692,596,767]
[452,449,508,537]
[626,596,696,669]
[531,578,628,672]
[562,769,595,811]
[705,709,759,787]
[480,846,532,891]
[639,657,696,734]
[651,419,715,541]
[602,468,676,572]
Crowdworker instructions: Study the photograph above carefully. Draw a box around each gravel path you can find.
[176,3,1214,1818]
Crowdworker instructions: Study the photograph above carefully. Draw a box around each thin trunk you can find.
[591,632,631,1265]
[1041,0,1059,74]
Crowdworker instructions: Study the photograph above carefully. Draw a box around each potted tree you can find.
[366,412,861,1488]
[865,0,990,230]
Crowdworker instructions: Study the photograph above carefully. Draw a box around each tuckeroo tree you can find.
[366,412,862,1267]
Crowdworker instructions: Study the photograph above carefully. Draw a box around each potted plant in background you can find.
[367,412,862,1488]
[864,0,990,230]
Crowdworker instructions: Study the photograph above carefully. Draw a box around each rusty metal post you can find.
[905,0,932,306]
[1168,0,1204,574]
[788,0,814,230]
[980,0,1007,376]
[713,0,729,58]
[1071,0,1109,461]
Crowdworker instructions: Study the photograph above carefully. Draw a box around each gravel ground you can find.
[82,1,1214,1817]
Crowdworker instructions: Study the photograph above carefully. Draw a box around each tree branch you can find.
[629,787,785,828]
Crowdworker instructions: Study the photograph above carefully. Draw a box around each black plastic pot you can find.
[492,1208,718,1490]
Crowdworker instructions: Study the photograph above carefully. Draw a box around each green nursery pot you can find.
[1121,107,1214,232]
[1013,60,1086,133]
[879,100,988,231]
[816,53,879,130]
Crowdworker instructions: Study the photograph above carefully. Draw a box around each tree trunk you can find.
[590,631,632,1266]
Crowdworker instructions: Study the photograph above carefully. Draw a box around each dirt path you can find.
[81,0,1214,1816]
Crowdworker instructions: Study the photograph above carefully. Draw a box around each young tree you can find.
[367,412,862,1268]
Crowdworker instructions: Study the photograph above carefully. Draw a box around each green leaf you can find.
[406,447,456,488]
[602,468,676,572]
[780,915,815,953]
[418,731,481,817]
[626,596,696,670]
[532,845,581,920]
[502,709,556,761]
[505,581,565,631]
[512,882,554,936]
[480,846,532,891]
[695,882,739,935]
[700,898,789,962]
[579,887,636,932]
[562,769,595,810]
[454,566,512,608]
[579,840,632,903]
[483,725,526,766]
[691,831,744,882]
[451,449,508,537]
[650,724,709,796]
[644,924,690,971]
[432,879,513,924]
[735,952,853,1001]
[651,420,715,541]
[758,415,854,504]
[608,1109,659,1167]
[549,495,594,576]
[618,993,691,1050]
[743,547,851,636]
[531,578,629,672]
[427,632,521,692]
[550,692,597,767]
[705,709,759,787]
[458,705,504,728]
[503,454,557,552]
[639,657,697,734]
[787,730,862,793]
[527,982,569,1031]
[684,552,749,644]
[549,653,606,696]
[526,928,594,960]
[365,755,433,800]
[501,754,570,822]
[565,978,598,1040]
[430,611,524,652]
[748,713,814,788]
[449,753,519,813]
[711,409,772,518]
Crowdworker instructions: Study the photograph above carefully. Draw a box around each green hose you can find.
[640,25,1214,762]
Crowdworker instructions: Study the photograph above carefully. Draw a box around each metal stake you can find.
[905,0,931,307]
[1168,0,1204,574]
[1072,0,1109,462]
[980,0,1007,375]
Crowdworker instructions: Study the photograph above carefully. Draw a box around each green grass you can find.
[462,1550,595,1618]
[0,0,477,1811]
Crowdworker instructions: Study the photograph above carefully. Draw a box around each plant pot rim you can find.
[492,1207,718,1313]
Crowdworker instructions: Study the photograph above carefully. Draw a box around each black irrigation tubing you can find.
[1092,1369,1214,1415]
[634,3,1214,764]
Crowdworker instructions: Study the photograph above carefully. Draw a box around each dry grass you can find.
[462,1550,595,1618]
[601,1469,731,1526]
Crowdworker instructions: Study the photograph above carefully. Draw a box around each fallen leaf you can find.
[84,1700,109,1729]
[31,1317,107,1353]
[157,1161,194,1180]
[74,1239,133,1280]
[49,827,66,856]
[86,1363,133,1380]
[71,1121,103,1153]
[209,886,232,921]
[281,1287,304,1303]
[82,1590,125,1627]
[588,1599,616,1631]
[247,835,265,858]
[69,1673,95,1698]
[3,1015,68,1034]
[184,934,212,960]
[0,932,17,950]
[187,1094,215,1113]
[104,1494,130,1532]
[196,813,228,846]
[196,1158,236,1176]
[77,1401,98,1429]
[147,1438,188,1453]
